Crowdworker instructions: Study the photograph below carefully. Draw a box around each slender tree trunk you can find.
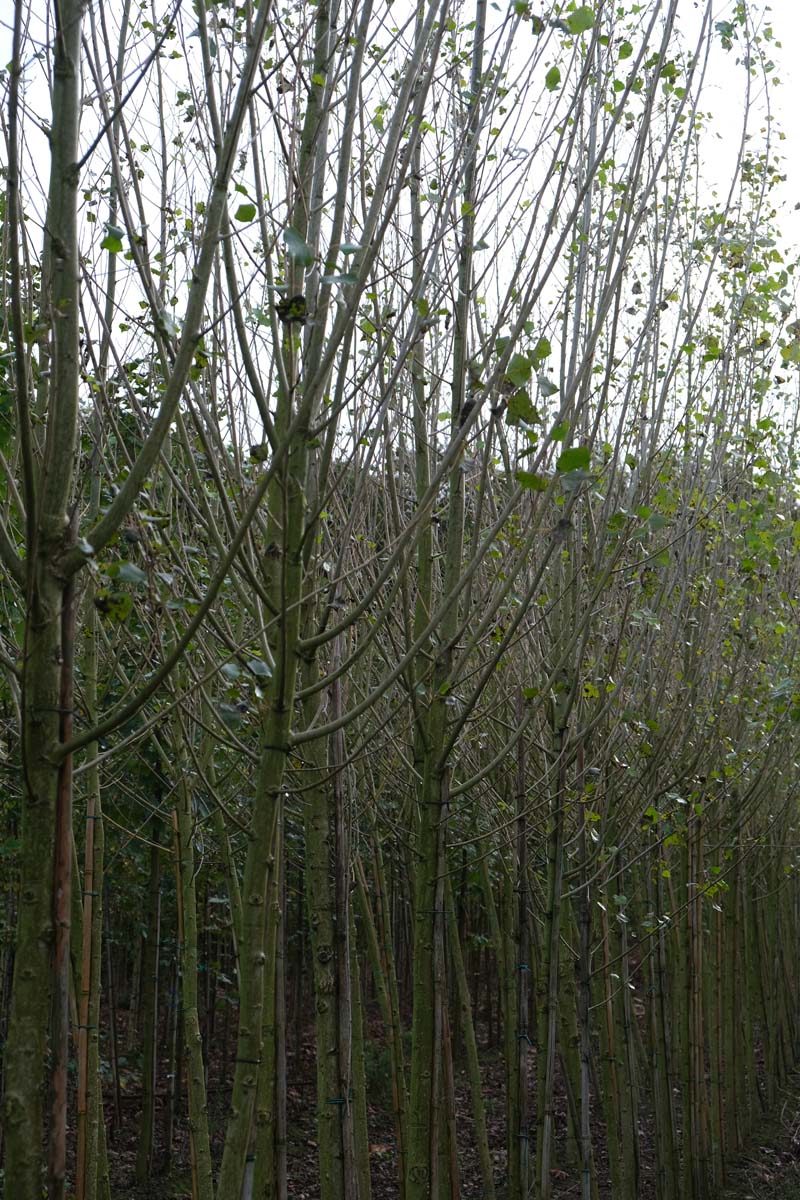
[253,808,281,1200]
[513,692,530,1200]
[3,3,86,1194]
[350,917,372,1200]
[356,852,408,1187]
[648,859,679,1200]
[304,723,346,1200]
[175,770,214,1200]
[136,823,163,1184]
[445,879,495,1199]
[536,697,570,1200]
[407,0,485,1190]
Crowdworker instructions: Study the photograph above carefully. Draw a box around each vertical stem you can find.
[536,716,568,1200]
[349,919,372,1200]
[648,858,679,1200]
[49,563,75,1200]
[445,878,495,1199]
[332,651,359,1200]
[105,907,122,1137]
[175,771,215,1200]
[136,823,162,1183]
[356,851,408,1189]
[515,694,531,1200]
[253,809,280,1200]
[7,0,85,1177]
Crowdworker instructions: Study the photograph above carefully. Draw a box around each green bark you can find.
[253,810,281,1200]
[445,880,495,1199]
[175,772,214,1200]
[3,2,86,1194]
[406,0,485,1190]
[356,851,408,1187]
[304,678,348,1200]
[217,343,309,1198]
[647,862,679,1200]
[350,922,372,1200]
[135,823,163,1184]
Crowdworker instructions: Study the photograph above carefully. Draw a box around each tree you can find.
[3,1,800,1199]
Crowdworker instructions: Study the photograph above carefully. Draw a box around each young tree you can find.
[3,2,800,1199]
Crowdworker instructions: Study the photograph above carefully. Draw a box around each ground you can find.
[101,1018,800,1199]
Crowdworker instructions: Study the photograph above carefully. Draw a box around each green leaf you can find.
[560,468,596,492]
[218,703,244,730]
[94,590,133,622]
[234,203,256,222]
[556,445,591,472]
[619,39,633,59]
[506,353,532,387]
[515,469,549,491]
[647,513,670,531]
[532,335,551,364]
[566,6,594,34]
[545,65,561,91]
[101,233,123,254]
[507,391,540,426]
[771,678,795,701]
[166,597,198,613]
[538,375,559,397]
[284,226,314,267]
[247,658,272,679]
[551,420,570,442]
[157,311,180,338]
[117,562,148,585]
[703,333,722,362]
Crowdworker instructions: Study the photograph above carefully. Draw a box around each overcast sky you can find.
[695,1,799,251]
[1,1,798,244]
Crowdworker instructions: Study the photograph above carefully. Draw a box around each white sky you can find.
[0,1,798,245]
[695,1,800,251]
